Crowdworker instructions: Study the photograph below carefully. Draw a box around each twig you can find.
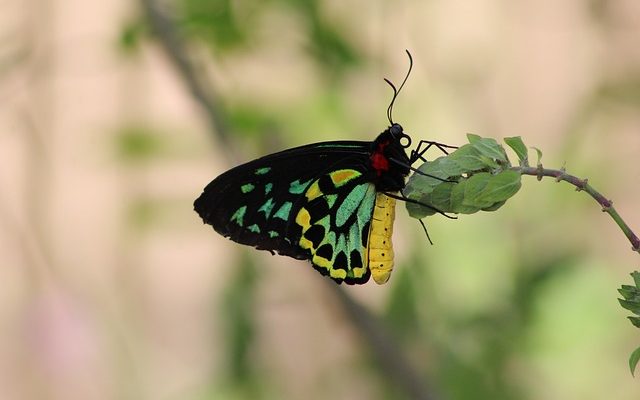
[514,166,640,253]
[139,0,236,158]
[327,281,437,400]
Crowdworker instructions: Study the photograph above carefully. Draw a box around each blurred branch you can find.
[139,0,236,159]
[328,282,437,400]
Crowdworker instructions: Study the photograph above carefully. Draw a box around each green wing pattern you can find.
[294,169,376,284]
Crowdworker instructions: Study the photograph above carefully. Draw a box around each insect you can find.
[194,51,452,285]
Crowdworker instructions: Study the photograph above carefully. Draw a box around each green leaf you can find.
[447,144,488,171]
[405,134,528,218]
[406,181,469,217]
[405,157,463,201]
[405,201,435,219]
[478,154,500,169]
[422,157,466,178]
[619,299,640,315]
[450,180,481,214]
[462,173,495,208]
[619,272,640,315]
[630,347,640,376]
[504,137,528,166]
[467,134,507,163]
[474,170,522,205]
[630,317,640,329]
[415,161,454,192]
[466,133,482,144]
[427,182,456,212]
[618,285,640,301]
[532,146,543,166]
[481,200,506,212]
[632,271,640,287]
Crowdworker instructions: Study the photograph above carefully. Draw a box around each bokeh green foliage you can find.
[115,125,166,163]
[382,247,581,400]
[219,253,271,398]
[121,0,359,73]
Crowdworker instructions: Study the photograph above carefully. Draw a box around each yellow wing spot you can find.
[300,236,313,250]
[329,169,360,187]
[329,268,347,280]
[312,254,333,270]
[305,181,322,201]
[296,208,313,249]
[295,207,311,229]
[368,193,397,285]
[352,266,366,278]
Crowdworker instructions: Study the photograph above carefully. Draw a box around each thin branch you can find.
[327,281,437,400]
[514,166,640,254]
[139,0,236,158]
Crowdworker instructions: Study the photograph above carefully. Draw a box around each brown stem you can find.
[139,0,237,160]
[514,166,640,254]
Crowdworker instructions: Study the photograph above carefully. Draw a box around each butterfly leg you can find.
[418,219,433,245]
[410,140,458,164]
[388,157,453,183]
[382,191,455,220]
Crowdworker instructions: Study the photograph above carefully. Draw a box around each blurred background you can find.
[1,0,639,399]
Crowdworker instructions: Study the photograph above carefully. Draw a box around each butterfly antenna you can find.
[384,78,398,124]
[397,50,414,97]
[384,50,414,125]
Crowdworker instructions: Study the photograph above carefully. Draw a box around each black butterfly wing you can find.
[194,141,373,262]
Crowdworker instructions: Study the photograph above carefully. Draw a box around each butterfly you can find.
[194,51,452,285]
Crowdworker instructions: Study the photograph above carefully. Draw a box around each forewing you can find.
[194,141,371,261]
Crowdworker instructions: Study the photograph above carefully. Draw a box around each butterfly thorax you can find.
[369,123,411,192]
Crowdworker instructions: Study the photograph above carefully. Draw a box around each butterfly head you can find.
[389,123,412,148]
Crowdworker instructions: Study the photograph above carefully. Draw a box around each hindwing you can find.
[294,169,377,284]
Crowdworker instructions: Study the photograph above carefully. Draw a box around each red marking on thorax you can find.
[371,141,390,176]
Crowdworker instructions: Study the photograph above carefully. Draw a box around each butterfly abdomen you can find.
[368,193,397,284]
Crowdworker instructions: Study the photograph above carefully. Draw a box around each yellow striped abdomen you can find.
[368,193,396,284]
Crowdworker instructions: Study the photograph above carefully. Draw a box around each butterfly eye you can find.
[399,133,412,148]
